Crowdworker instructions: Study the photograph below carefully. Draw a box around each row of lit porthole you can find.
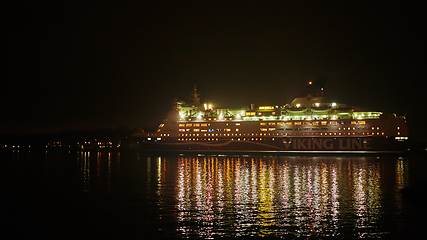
[339,126,380,130]
[179,133,278,137]
[171,131,388,137]
[301,132,385,136]
[177,138,275,141]
[274,132,384,136]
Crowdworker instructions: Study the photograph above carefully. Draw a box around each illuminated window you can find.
[303,122,311,125]
[313,121,319,125]
[269,122,276,125]
[351,121,356,124]
[201,123,208,127]
[186,129,190,132]
[295,122,302,125]
[330,121,337,125]
[269,128,276,131]
[236,123,240,125]
[260,128,267,131]
[236,129,239,131]
[358,121,366,124]
[224,129,231,132]
[179,124,185,127]
[201,129,207,132]
[260,122,267,126]
[179,129,185,132]
[259,106,275,110]
[286,122,293,125]
[193,123,200,127]
[277,122,284,126]
[186,123,192,127]
[321,121,327,125]
[193,129,200,132]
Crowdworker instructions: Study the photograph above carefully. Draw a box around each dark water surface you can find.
[1,150,427,239]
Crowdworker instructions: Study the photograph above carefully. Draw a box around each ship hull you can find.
[139,136,407,154]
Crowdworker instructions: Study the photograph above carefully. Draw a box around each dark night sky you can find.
[2,1,426,141]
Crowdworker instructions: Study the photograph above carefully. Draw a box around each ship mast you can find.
[189,85,201,106]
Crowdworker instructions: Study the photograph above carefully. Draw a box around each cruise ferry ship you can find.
[140,82,408,153]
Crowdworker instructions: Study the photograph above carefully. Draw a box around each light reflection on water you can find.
[3,150,419,239]
[169,156,409,239]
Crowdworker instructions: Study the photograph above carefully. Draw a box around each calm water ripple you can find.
[1,150,426,239]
